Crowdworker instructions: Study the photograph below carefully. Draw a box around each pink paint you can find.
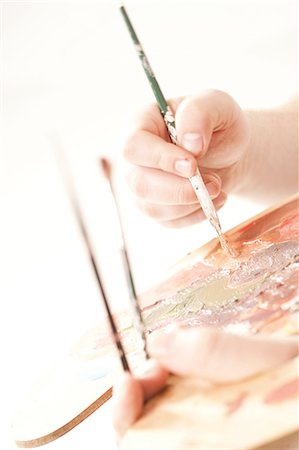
[264,378,299,404]
[279,213,299,240]
[140,261,217,308]
[235,205,298,244]
[225,392,248,416]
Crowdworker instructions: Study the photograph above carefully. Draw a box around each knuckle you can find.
[138,104,163,133]
[127,171,148,199]
[175,180,193,204]
[139,202,161,219]
[202,88,226,99]
[123,133,137,162]
[155,150,170,171]
[130,103,162,134]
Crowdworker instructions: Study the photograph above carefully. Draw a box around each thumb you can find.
[175,89,243,162]
[148,325,298,383]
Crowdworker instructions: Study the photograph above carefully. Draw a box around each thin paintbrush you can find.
[100,157,149,360]
[116,1,235,257]
[56,153,130,373]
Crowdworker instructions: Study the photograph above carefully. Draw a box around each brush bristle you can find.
[100,157,112,181]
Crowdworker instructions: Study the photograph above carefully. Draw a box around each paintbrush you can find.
[100,157,149,360]
[55,152,130,373]
[116,1,236,257]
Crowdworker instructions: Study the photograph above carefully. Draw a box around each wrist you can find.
[231,100,298,204]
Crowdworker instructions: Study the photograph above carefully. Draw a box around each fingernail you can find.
[174,159,193,177]
[181,133,203,156]
[206,181,220,197]
[148,324,178,356]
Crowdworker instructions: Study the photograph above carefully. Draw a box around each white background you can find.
[1,1,297,449]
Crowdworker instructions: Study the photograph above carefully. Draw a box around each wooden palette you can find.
[12,195,299,448]
[121,358,299,450]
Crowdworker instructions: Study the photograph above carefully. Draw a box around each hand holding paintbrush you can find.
[116,1,236,257]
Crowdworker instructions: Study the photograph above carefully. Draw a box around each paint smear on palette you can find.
[263,378,299,404]
[225,392,248,416]
[141,210,299,336]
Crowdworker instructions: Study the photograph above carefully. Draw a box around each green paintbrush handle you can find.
[119,4,177,144]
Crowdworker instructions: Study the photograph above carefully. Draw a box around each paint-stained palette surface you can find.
[141,216,299,336]
[13,196,299,447]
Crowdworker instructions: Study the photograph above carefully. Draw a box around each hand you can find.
[123,90,250,227]
[112,326,298,440]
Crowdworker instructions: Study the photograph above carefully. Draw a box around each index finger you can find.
[123,98,200,177]
[124,130,198,178]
